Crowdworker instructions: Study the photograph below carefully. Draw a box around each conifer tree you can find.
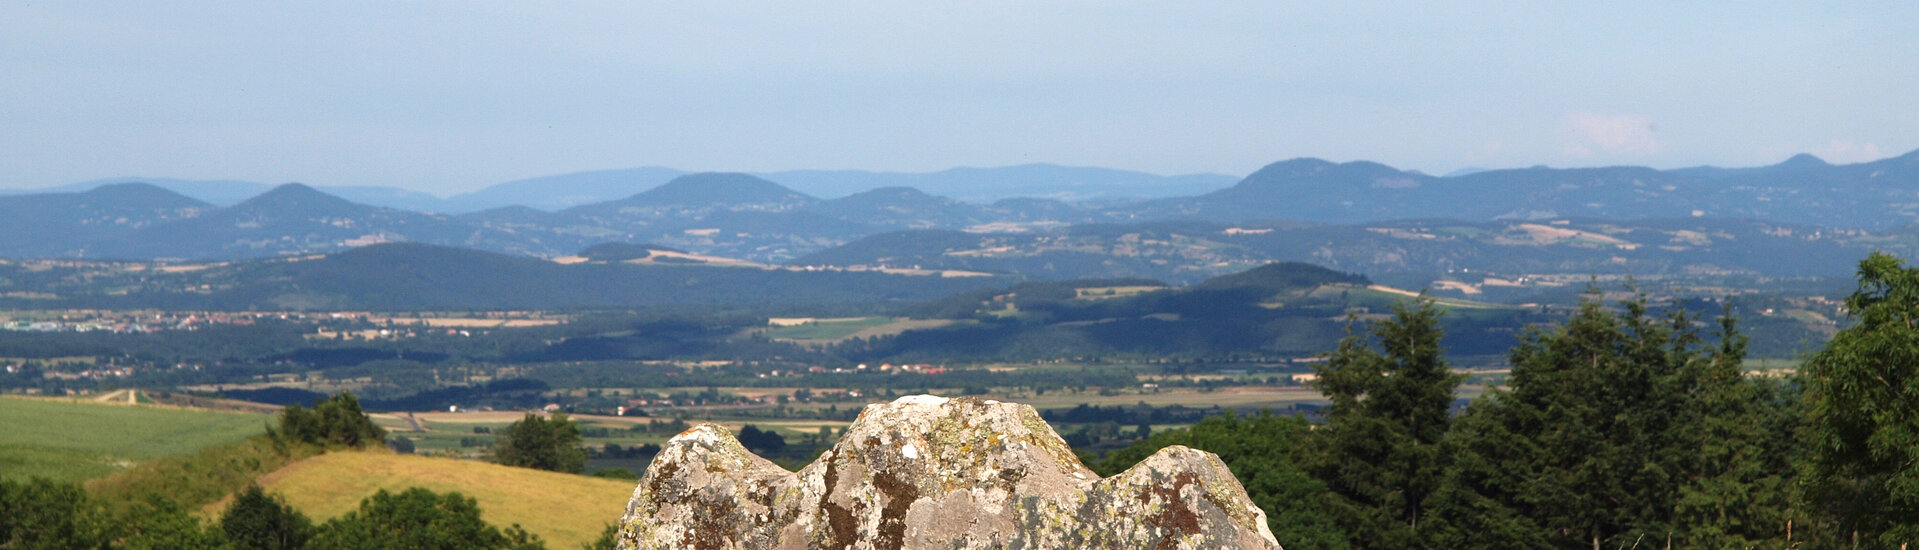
[1670,311,1801,548]
[1309,299,1460,549]
[1426,292,1717,549]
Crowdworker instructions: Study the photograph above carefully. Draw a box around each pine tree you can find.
[1426,292,1721,549]
[1309,299,1460,549]
[1669,311,1802,548]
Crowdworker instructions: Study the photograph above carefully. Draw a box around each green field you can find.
[371,414,681,462]
[0,396,271,482]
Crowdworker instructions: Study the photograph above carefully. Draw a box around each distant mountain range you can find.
[10,164,1237,213]
[1126,150,1919,228]
[1,150,1915,293]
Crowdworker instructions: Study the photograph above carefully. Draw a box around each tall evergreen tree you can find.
[1669,311,1802,548]
[1309,299,1460,549]
[1802,252,1919,547]
[1424,291,1767,549]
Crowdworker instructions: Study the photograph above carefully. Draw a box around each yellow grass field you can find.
[232,452,636,549]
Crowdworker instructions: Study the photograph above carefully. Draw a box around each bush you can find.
[278,392,386,449]
[494,413,586,474]
[307,487,545,550]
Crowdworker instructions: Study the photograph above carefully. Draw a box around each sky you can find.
[3,2,1914,195]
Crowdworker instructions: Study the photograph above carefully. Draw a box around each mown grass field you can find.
[761,317,963,344]
[238,451,635,549]
[369,413,682,460]
[0,396,270,483]
[762,316,894,340]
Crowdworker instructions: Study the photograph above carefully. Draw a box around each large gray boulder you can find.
[616,395,1283,549]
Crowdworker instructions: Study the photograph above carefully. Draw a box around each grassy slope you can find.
[244,452,636,550]
[0,396,269,482]
[763,316,895,340]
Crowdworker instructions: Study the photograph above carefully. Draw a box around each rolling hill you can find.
[0,242,1015,311]
[0,183,212,258]
[846,261,1541,362]
[793,217,1895,296]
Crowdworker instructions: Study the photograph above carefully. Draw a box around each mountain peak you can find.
[1778,153,1830,169]
[231,183,366,214]
[80,182,211,207]
[1250,157,1338,177]
[628,172,814,207]
[851,185,935,198]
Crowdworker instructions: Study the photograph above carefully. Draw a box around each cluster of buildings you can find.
[1,311,265,333]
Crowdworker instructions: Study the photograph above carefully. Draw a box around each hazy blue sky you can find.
[3,2,1913,194]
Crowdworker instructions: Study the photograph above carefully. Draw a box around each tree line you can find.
[1101,252,1919,549]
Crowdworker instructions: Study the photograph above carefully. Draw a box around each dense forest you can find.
[1098,252,1919,549]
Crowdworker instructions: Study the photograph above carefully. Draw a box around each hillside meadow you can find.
[226,451,637,549]
[0,395,269,482]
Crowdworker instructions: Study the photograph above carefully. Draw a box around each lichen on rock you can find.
[617,395,1283,550]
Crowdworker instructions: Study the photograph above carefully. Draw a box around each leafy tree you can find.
[736,424,787,455]
[1802,252,1919,547]
[1308,300,1460,549]
[495,412,587,474]
[222,484,313,550]
[0,477,116,549]
[121,494,228,550]
[1097,411,1351,549]
[307,488,545,550]
[277,392,386,449]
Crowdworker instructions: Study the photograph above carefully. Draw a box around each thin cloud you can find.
[1812,139,1885,164]
[1560,113,1660,158]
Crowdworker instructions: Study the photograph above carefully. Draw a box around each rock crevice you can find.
[618,395,1283,550]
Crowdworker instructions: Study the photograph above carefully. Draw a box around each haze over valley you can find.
[6,3,1917,548]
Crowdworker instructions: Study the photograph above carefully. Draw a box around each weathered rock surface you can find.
[617,395,1283,550]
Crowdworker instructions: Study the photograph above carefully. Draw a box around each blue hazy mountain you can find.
[3,149,1916,268]
[757,164,1238,202]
